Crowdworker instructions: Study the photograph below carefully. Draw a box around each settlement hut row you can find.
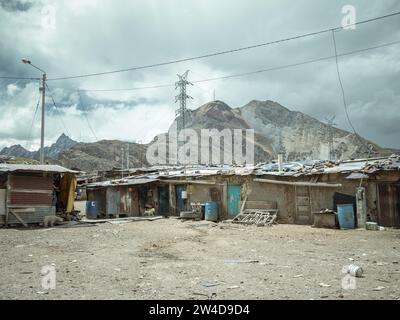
[85,156,400,228]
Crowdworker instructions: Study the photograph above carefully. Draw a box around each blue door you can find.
[175,185,186,213]
[228,185,241,219]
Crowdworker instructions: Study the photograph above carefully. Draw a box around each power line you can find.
[331,30,373,159]
[0,76,40,80]
[79,39,400,92]
[78,83,174,92]
[45,83,71,137]
[83,112,98,141]
[25,94,41,150]
[77,91,98,141]
[47,11,400,81]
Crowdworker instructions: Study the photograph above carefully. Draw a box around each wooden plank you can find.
[162,179,217,185]
[0,189,5,216]
[253,178,342,188]
[8,189,52,194]
[11,208,35,213]
[9,210,28,227]
[243,200,277,210]
[240,195,248,215]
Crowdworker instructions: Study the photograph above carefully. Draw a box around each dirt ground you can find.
[1,206,400,300]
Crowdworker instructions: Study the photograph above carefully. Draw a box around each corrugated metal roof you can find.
[0,164,77,174]
[86,177,159,188]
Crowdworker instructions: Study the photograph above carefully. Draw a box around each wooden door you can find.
[295,186,312,224]
[378,183,400,228]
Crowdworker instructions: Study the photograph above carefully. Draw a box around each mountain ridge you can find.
[0,99,391,171]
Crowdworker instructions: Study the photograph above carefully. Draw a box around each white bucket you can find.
[348,264,363,277]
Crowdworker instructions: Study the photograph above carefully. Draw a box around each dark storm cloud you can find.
[0,0,33,12]
[0,0,399,149]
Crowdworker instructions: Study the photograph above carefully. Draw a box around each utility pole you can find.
[175,70,193,132]
[121,147,124,178]
[325,115,337,161]
[126,143,129,173]
[22,59,46,164]
[39,73,46,164]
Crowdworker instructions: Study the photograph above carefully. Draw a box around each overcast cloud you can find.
[0,0,399,150]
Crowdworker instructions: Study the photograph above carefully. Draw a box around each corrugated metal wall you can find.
[8,174,53,207]
[3,173,56,225]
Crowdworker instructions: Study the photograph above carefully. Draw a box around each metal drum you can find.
[205,201,218,222]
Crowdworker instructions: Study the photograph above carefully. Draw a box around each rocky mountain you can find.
[0,133,78,160]
[168,99,386,163]
[42,133,78,159]
[237,100,385,161]
[57,140,147,172]
[0,100,390,171]
[0,144,34,158]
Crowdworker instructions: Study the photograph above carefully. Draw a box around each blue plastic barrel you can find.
[337,204,355,229]
[86,201,98,219]
[205,201,218,222]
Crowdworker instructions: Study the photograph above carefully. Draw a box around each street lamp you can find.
[22,58,46,164]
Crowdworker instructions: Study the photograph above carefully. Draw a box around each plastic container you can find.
[86,201,98,219]
[347,264,363,277]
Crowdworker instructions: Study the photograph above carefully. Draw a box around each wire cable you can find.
[79,39,400,92]
[331,30,373,160]
[25,93,41,150]
[0,76,40,80]
[47,11,400,81]
[77,91,98,141]
[45,83,72,137]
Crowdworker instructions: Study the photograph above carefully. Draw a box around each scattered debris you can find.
[224,259,259,264]
[293,274,304,278]
[319,283,331,287]
[347,264,363,277]
[377,262,388,266]
[366,222,379,231]
[81,216,164,224]
[21,260,33,263]
[227,286,240,289]
[373,286,385,291]
[232,209,277,226]
[201,280,220,287]
[378,279,390,283]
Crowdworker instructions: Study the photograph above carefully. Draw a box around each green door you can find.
[158,186,170,214]
[228,185,241,219]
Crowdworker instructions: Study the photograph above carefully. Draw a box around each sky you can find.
[0,0,399,151]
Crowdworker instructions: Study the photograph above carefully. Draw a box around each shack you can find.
[86,177,159,218]
[0,164,77,226]
[83,155,400,228]
[249,156,400,228]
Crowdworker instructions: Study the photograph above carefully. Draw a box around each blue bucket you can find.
[205,201,218,222]
[337,204,355,229]
[86,201,98,219]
